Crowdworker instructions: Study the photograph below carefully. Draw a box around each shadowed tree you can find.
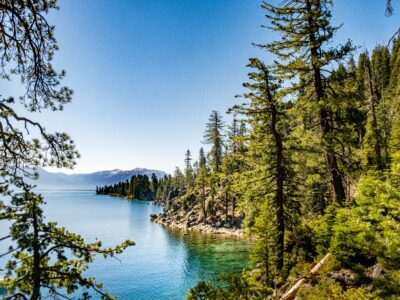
[1,189,134,299]
[0,1,133,298]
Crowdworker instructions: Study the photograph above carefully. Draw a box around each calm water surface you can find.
[2,191,250,299]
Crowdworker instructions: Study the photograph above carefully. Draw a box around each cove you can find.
[34,191,250,299]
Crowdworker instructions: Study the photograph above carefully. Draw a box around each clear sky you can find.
[1,0,399,174]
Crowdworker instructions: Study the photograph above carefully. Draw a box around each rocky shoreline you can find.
[150,186,246,238]
[150,213,244,238]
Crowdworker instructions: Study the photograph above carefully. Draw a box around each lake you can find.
[0,191,250,299]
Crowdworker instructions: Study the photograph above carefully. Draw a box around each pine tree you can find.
[1,187,133,299]
[221,117,247,225]
[151,173,158,194]
[196,148,209,222]
[184,150,194,188]
[199,147,207,167]
[227,117,239,153]
[173,167,185,190]
[203,111,225,172]
[357,47,394,170]
[262,0,354,204]
[234,58,293,274]
[0,1,133,297]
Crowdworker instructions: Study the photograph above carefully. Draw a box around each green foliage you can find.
[0,1,132,298]
[181,3,400,298]
[203,111,225,172]
[1,188,134,299]
[315,204,339,255]
[183,2,400,299]
[246,202,277,286]
[330,174,400,271]
[184,150,194,189]
[187,281,218,300]
[306,169,400,298]
[187,275,263,300]
[298,277,378,300]
[195,161,209,222]
[97,174,156,200]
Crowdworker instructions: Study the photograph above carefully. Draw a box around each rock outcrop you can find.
[151,188,244,238]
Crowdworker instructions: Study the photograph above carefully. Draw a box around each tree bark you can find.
[31,200,41,300]
[265,68,285,272]
[231,196,235,225]
[306,0,346,204]
[280,253,331,300]
[272,113,285,272]
[225,191,229,222]
[365,61,384,170]
[201,181,207,223]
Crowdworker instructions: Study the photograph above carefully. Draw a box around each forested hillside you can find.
[154,1,400,298]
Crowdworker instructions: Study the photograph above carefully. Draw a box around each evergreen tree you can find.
[151,173,158,193]
[0,1,133,298]
[234,58,294,274]
[196,148,209,222]
[227,117,239,153]
[199,147,207,167]
[220,117,247,225]
[356,47,394,170]
[187,3,400,299]
[173,167,185,190]
[203,111,225,172]
[1,187,133,299]
[184,150,194,188]
[97,175,156,201]
[262,0,354,204]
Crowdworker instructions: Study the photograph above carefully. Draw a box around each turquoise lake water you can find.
[0,191,250,299]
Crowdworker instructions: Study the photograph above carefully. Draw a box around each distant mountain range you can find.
[32,168,166,190]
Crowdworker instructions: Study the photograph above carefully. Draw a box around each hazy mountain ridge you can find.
[33,168,166,190]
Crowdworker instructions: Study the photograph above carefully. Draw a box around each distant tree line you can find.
[96,174,159,201]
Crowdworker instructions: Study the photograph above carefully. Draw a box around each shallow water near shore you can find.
[0,191,250,299]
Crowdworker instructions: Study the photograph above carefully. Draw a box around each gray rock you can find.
[366,264,383,279]
[327,269,356,285]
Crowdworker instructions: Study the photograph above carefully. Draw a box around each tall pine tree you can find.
[262,0,354,204]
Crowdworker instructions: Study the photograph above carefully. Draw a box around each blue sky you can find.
[1,0,399,174]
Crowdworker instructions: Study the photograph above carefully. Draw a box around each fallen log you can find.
[280,253,331,300]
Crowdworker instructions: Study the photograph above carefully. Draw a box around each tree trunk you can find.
[201,181,207,223]
[265,69,285,272]
[365,61,384,170]
[265,239,270,286]
[31,200,41,300]
[273,115,285,272]
[225,191,229,222]
[280,253,331,300]
[231,196,235,225]
[306,1,346,204]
